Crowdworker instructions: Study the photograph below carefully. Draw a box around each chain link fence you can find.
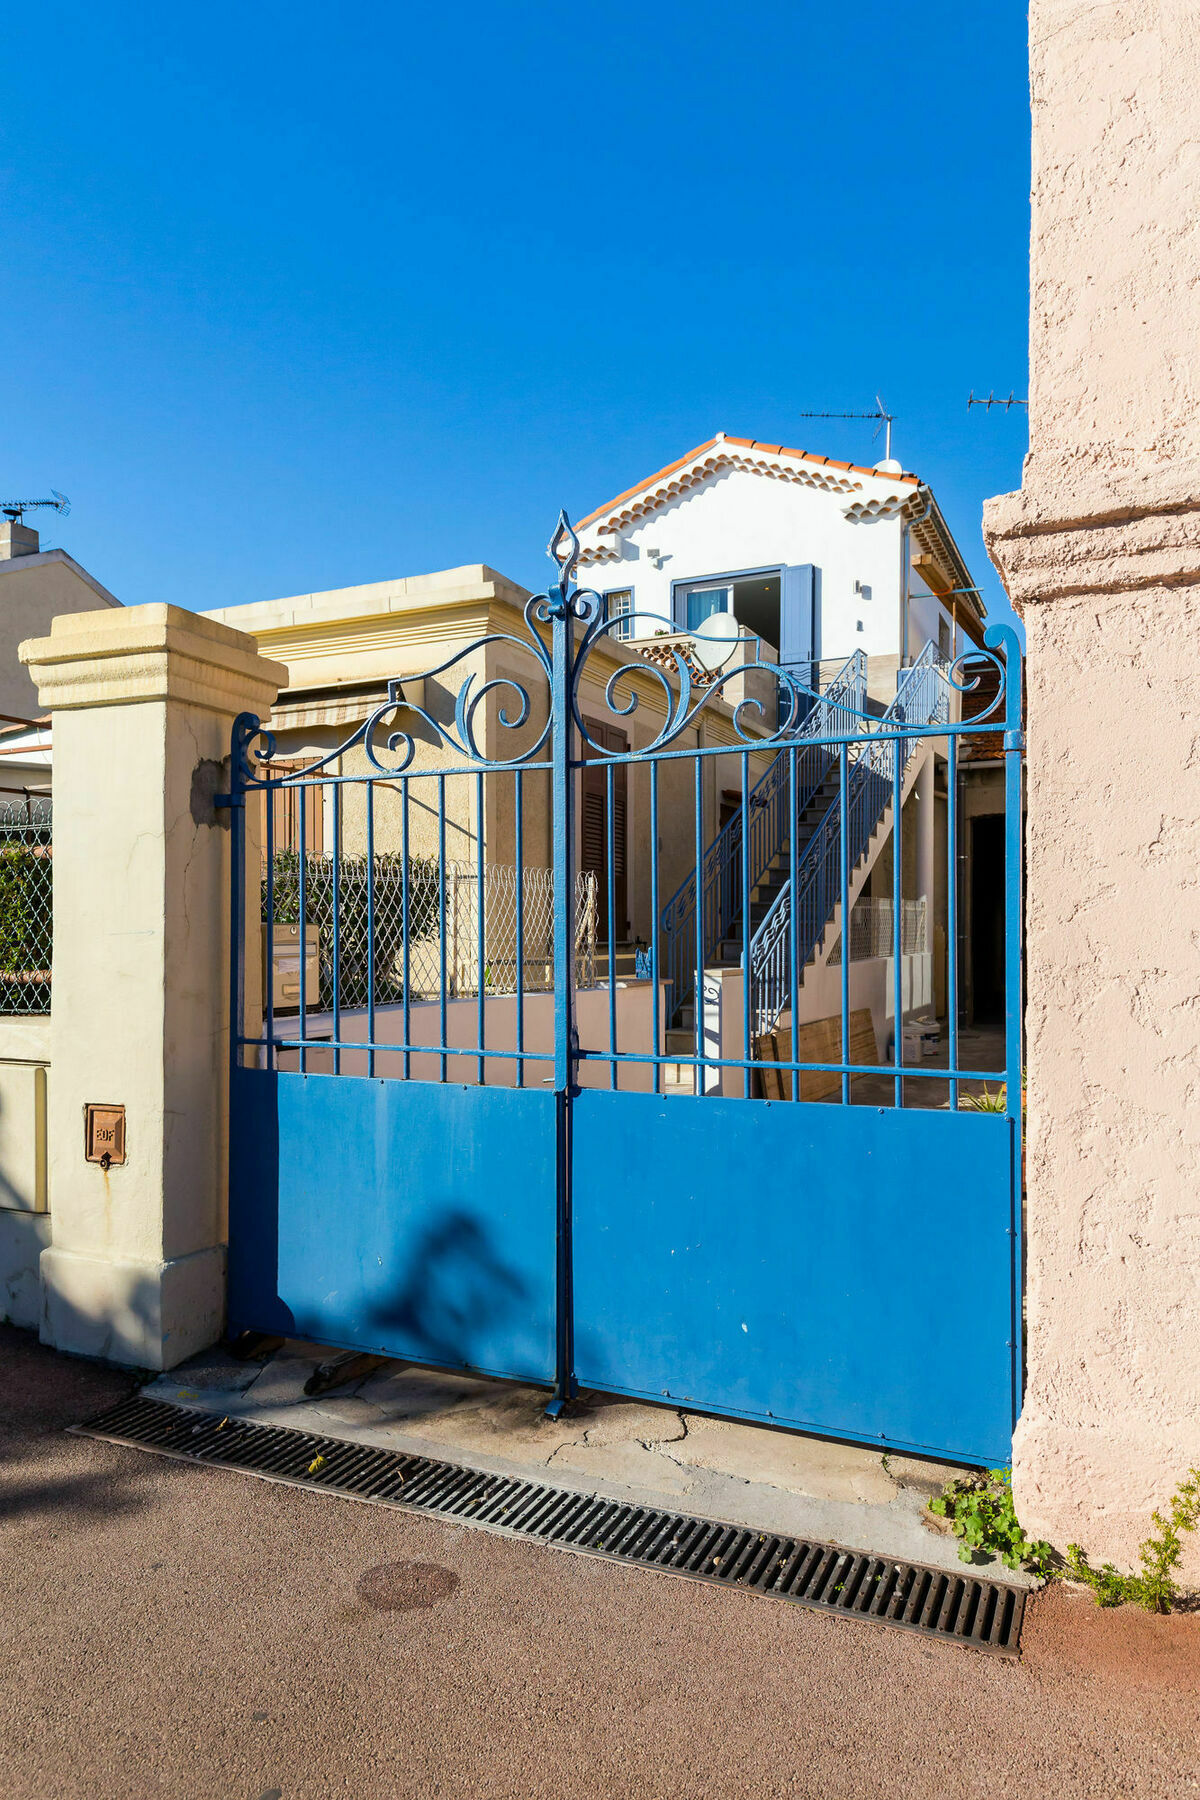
[0,799,52,1015]
[265,854,597,1011]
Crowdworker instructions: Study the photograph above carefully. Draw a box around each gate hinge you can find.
[213,792,241,810]
[1003,729,1025,754]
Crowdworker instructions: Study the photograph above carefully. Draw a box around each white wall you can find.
[580,463,964,669]
[908,572,965,664]
[582,466,905,660]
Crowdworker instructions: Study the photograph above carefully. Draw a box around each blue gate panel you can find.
[229,1068,558,1385]
[572,1091,1015,1466]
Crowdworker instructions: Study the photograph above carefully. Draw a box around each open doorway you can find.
[677,571,782,655]
[968,812,1005,1022]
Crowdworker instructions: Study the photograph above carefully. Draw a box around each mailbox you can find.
[266,923,320,1011]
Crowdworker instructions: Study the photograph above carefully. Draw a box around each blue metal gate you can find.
[224,515,1023,1466]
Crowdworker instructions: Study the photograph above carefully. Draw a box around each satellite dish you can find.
[691,608,741,672]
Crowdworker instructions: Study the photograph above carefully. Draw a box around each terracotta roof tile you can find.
[576,435,918,531]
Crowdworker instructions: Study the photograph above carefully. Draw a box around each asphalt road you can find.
[2,1325,1198,1800]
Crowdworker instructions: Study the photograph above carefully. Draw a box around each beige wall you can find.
[0,1016,51,1328]
[0,552,121,720]
[273,981,666,1091]
[984,1,1200,1572]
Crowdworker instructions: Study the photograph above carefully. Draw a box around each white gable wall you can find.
[579,461,973,668]
[579,465,908,662]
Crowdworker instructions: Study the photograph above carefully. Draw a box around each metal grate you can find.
[74,1395,1025,1654]
[0,799,52,1015]
[265,855,598,1008]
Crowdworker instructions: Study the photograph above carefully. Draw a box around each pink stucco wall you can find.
[985,1,1200,1572]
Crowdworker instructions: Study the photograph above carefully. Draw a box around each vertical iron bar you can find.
[789,745,800,1101]
[947,732,959,1110]
[401,781,411,1082]
[694,753,705,1098]
[228,737,247,1077]
[297,781,307,1075]
[549,596,577,1413]
[607,760,617,1090]
[438,774,447,1083]
[264,777,275,1072]
[1003,640,1025,1431]
[366,780,376,1080]
[331,779,341,1076]
[839,743,850,1105]
[650,758,660,1096]
[515,768,525,1089]
[740,749,751,1099]
[892,727,903,1109]
[476,770,486,1086]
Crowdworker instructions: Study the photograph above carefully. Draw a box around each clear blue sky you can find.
[2,3,1029,626]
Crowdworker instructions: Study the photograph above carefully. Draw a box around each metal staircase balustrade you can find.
[749,644,948,1038]
[659,651,866,1019]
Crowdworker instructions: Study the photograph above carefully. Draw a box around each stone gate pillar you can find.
[984,2,1200,1569]
[20,606,284,1367]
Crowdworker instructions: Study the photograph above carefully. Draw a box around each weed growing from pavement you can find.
[1063,1468,1200,1614]
[927,1467,1053,1576]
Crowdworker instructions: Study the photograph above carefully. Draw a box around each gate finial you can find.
[546,509,580,612]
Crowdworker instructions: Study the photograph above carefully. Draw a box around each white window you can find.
[938,614,952,663]
[606,588,635,641]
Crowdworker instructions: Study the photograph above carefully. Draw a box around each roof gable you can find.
[577,434,918,538]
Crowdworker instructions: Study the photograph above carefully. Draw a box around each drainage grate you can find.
[74,1394,1025,1655]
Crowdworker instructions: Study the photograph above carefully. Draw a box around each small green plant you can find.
[960,1071,1028,1116]
[927,1467,1054,1576]
[1064,1468,1200,1614]
[959,1085,1007,1113]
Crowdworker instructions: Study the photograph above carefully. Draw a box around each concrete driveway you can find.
[2,1325,1198,1800]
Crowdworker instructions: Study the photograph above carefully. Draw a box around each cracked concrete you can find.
[146,1339,1038,1587]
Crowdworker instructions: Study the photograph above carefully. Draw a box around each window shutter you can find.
[780,565,817,667]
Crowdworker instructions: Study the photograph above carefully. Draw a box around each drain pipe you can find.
[901,486,934,668]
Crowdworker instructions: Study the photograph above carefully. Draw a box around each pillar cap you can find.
[19,603,287,716]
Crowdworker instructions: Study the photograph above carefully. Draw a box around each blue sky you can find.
[2,4,1029,625]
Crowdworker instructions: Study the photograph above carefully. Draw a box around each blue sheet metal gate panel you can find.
[572,1092,1015,1465]
[224,512,1024,1467]
[229,1072,558,1383]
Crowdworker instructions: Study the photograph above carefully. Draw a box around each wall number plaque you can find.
[85,1104,126,1168]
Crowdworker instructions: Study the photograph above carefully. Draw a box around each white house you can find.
[569,434,1003,1065]
[574,432,988,679]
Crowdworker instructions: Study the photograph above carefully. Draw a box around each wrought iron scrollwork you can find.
[943,628,1012,726]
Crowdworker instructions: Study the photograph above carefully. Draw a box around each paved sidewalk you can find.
[3,1326,1199,1800]
[144,1336,1031,1583]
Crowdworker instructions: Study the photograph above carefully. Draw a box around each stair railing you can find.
[748,642,947,1037]
[659,650,866,1016]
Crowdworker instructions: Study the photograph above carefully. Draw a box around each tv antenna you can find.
[967,391,1027,412]
[1,490,70,525]
[793,396,896,463]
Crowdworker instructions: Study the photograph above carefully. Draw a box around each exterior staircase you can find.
[747,642,948,1038]
[657,643,948,1080]
[658,650,867,1027]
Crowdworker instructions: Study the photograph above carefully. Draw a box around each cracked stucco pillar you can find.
[984,1,1200,1571]
[20,606,284,1368]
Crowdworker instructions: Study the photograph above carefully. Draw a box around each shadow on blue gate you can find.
[367,1210,534,1373]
